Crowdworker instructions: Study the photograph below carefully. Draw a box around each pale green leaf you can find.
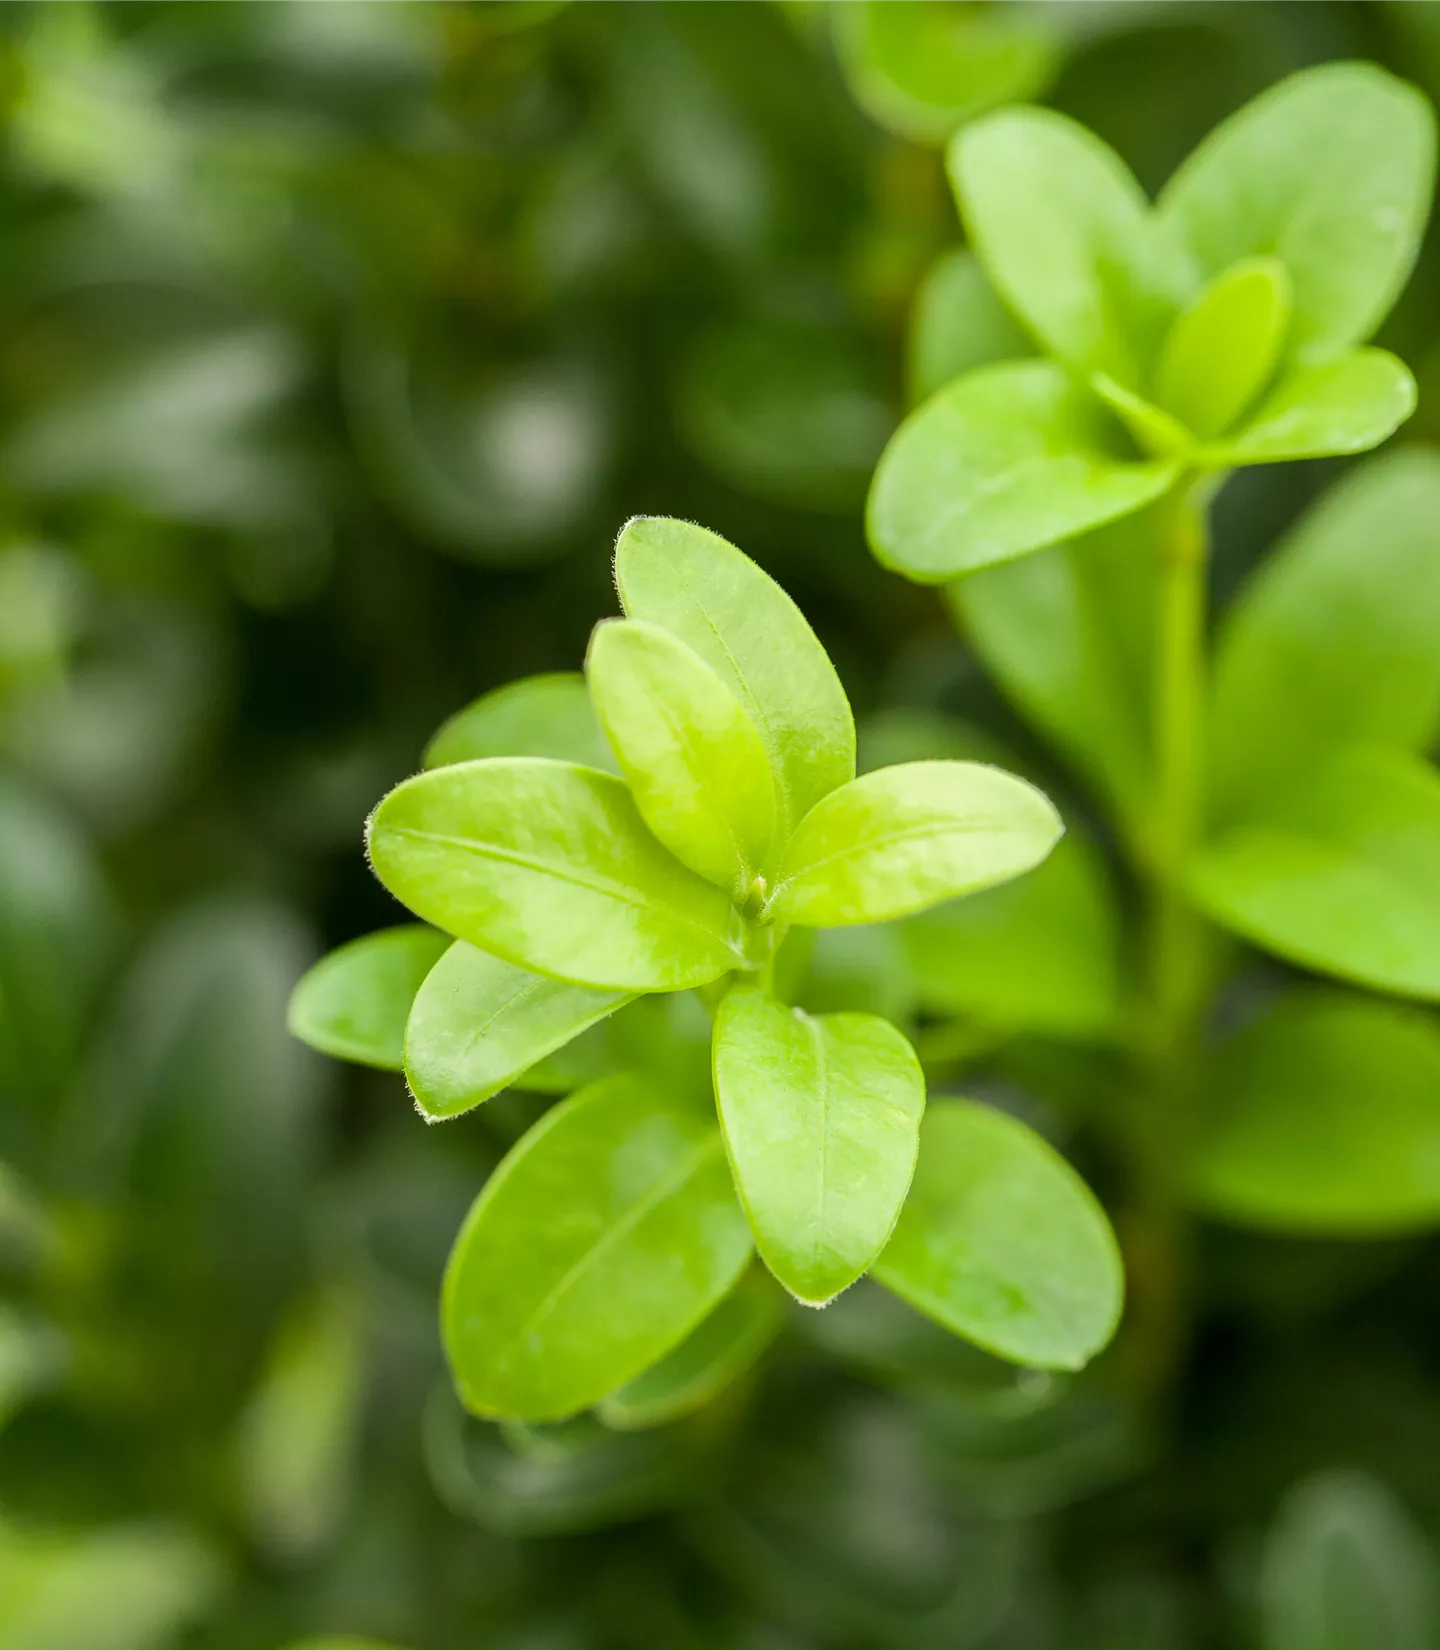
[586,617,775,895]
[1154,256,1292,439]
[287,924,450,1070]
[1210,448,1440,822]
[596,1269,782,1430]
[404,940,630,1120]
[1207,349,1415,465]
[868,360,1179,581]
[907,248,1035,406]
[713,987,925,1305]
[366,758,744,992]
[442,1073,753,1421]
[902,831,1120,1040]
[614,516,854,840]
[1194,990,1440,1234]
[1158,61,1436,363]
[873,1100,1123,1369]
[424,671,616,772]
[834,0,1056,146]
[949,106,1179,383]
[765,759,1061,928]
[1189,745,1440,1001]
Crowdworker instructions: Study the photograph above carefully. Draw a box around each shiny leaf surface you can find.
[287,924,449,1070]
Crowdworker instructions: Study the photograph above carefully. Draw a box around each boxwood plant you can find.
[869,63,1440,1385]
[290,517,1123,1423]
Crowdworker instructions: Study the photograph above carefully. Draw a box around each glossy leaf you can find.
[907,248,1035,406]
[596,1269,782,1430]
[613,516,853,841]
[424,672,617,773]
[1154,256,1291,438]
[950,106,1178,384]
[1193,991,1440,1233]
[404,941,630,1120]
[287,925,449,1070]
[902,831,1120,1040]
[868,360,1179,581]
[1207,349,1415,465]
[713,987,925,1304]
[1158,61,1436,364]
[874,1100,1123,1370]
[765,759,1061,928]
[1189,745,1440,1000]
[442,1074,753,1421]
[366,758,743,992]
[1210,448,1440,821]
[834,0,1056,145]
[586,617,775,895]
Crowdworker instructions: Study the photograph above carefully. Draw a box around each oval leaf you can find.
[367,758,743,992]
[424,672,616,772]
[404,941,630,1120]
[586,618,775,895]
[613,517,854,841]
[287,924,450,1070]
[873,1100,1123,1370]
[713,987,926,1305]
[1158,61,1436,364]
[1194,990,1440,1234]
[1207,349,1415,465]
[1189,745,1440,1001]
[765,760,1061,928]
[596,1269,782,1431]
[868,360,1180,581]
[908,247,1035,406]
[442,1074,753,1421]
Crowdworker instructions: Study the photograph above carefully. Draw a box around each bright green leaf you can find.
[868,360,1179,581]
[366,759,744,992]
[949,106,1179,384]
[1193,990,1440,1233]
[442,1073,753,1421]
[713,987,925,1305]
[424,671,616,773]
[614,516,854,841]
[907,249,1035,406]
[834,0,1057,146]
[1089,371,1193,458]
[404,940,630,1120]
[596,1269,782,1430]
[873,1100,1123,1369]
[1158,61,1436,364]
[1210,448,1440,822]
[287,925,450,1070]
[902,831,1120,1040]
[765,759,1061,928]
[1190,745,1440,1001]
[586,618,775,895]
[1154,256,1292,439]
[1207,349,1415,465]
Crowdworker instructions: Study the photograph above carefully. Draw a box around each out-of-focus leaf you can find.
[442,1074,752,1421]
[404,941,629,1120]
[597,1269,782,1430]
[614,516,855,841]
[424,673,617,774]
[0,1306,67,1428]
[874,1100,1124,1370]
[1261,1469,1439,1650]
[1194,990,1440,1233]
[868,361,1179,580]
[1210,448,1440,821]
[713,986,925,1304]
[1158,61,1436,364]
[366,759,744,992]
[907,249,1035,406]
[1208,350,1416,465]
[766,760,1061,927]
[1189,745,1440,1001]
[287,924,450,1070]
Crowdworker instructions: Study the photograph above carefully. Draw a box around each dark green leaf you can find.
[287,924,449,1070]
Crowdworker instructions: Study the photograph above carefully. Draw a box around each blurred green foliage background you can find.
[5,3,1440,1647]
